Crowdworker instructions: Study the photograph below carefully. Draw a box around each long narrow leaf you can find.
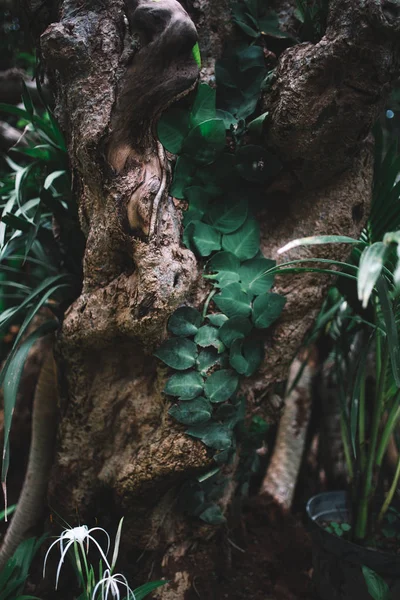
[357,242,388,308]
[24,204,42,262]
[0,274,70,332]
[2,320,58,507]
[21,82,34,117]
[133,581,168,600]
[377,277,400,388]
[350,338,371,457]
[278,235,362,255]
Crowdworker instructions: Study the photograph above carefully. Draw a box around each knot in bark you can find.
[41,20,90,71]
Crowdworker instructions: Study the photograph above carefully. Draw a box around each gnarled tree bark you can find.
[27,0,400,597]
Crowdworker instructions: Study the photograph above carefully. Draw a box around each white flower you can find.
[43,525,111,589]
[92,569,136,600]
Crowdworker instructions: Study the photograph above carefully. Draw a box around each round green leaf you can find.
[164,370,204,400]
[236,145,282,182]
[191,222,221,257]
[219,317,252,347]
[154,337,198,370]
[199,504,226,524]
[252,293,286,329]
[214,404,239,424]
[208,198,248,233]
[207,313,228,327]
[183,210,203,227]
[183,221,196,252]
[168,307,203,336]
[222,217,260,261]
[169,397,212,425]
[216,109,238,129]
[229,338,264,376]
[157,107,190,154]
[190,83,217,127]
[195,325,225,352]
[185,186,211,215]
[213,283,252,318]
[239,258,276,295]
[207,251,241,287]
[182,119,226,165]
[186,421,233,450]
[171,156,196,198]
[197,348,228,374]
[229,340,247,375]
[204,369,239,403]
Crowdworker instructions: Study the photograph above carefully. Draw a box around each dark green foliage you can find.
[156,81,286,465]
[215,46,267,120]
[155,12,287,523]
[324,521,351,537]
[231,0,291,39]
[133,581,169,600]
[0,536,46,599]
[0,86,84,497]
[168,307,202,336]
[362,566,391,600]
[239,258,276,295]
[169,397,212,425]
[252,293,287,329]
[186,421,234,450]
[194,325,224,351]
[204,369,240,403]
[229,338,264,376]
[214,283,252,318]
[188,221,222,257]
[164,371,204,400]
[221,217,260,260]
[207,252,241,287]
[219,317,252,347]
[154,338,197,370]
[208,198,248,234]
[295,0,329,43]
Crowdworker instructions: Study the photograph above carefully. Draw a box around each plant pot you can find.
[306,491,400,600]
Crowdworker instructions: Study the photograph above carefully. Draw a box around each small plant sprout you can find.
[43,524,111,589]
[92,569,136,600]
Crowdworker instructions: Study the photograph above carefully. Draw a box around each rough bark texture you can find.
[33,0,400,597]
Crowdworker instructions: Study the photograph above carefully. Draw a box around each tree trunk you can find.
[32,0,400,597]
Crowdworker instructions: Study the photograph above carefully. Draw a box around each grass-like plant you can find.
[275,131,400,545]
[0,84,84,504]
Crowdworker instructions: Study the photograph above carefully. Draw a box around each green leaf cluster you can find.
[179,472,230,525]
[155,13,287,523]
[295,0,329,43]
[0,535,46,600]
[0,84,83,498]
[324,521,351,538]
[231,0,290,39]
[158,84,226,164]
[156,306,244,453]
[215,46,267,120]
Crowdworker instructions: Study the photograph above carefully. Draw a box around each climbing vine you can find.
[154,3,291,523]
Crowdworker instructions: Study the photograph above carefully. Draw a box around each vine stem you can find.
[375,392,400,467]
[358,374,366,472]
[354,338,388,540]
[202,289,216,318]
[378,454,400,525]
